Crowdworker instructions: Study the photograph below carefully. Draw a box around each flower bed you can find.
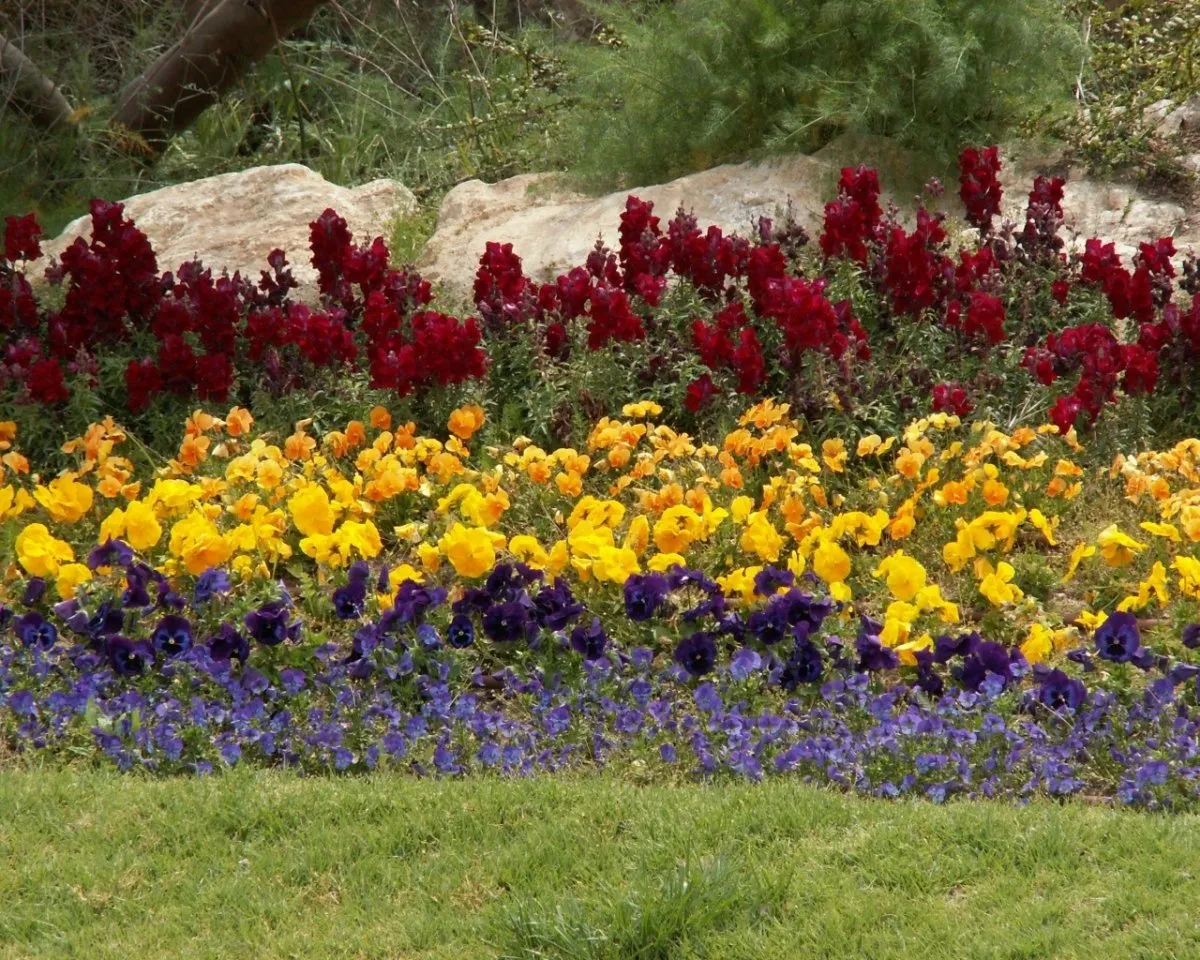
[3,398,1200,805]
[4,147,1200,456]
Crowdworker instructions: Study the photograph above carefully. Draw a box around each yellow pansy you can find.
[1097,525,1146,567]
[55,563,93,599]
[872,550,927,602]
[978,560,1023,607]
[437,523,501,578]
[34,474,94,523]
[124,500,163,551]
[288,485,337,537]
[741,512,784,562]
[15,523,75,577]
[653,505,706,554]
[813,538,851,586]
[1061,543,1095,583]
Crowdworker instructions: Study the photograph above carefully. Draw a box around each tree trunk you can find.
[0,33,74,129]
[112,0,327,153]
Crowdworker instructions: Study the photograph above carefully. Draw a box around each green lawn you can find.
[3,769,1200,959]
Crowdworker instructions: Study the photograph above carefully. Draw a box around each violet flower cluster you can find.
[4,546,1200,809]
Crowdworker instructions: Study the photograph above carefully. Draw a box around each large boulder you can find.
[30,164,416,298]
[420,140,1200,298]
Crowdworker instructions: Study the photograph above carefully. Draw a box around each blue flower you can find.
[1183,623,1200,649]
[856,619,899,672]
[569,617,609,661]
[244,601,302,646]
[193,567,230,603]
[534,580,584,630]
[1095,612,1142,663]
[1034,666,1086,712]
[447,614,476,648]
[753,566,795,597]
[22,578,47,606]
[87,538,134,570]
[105,635,153,676]
[279,668,308,694]
[673,632,717,676]
[623,573,669,621]
[417,624,442,650]
[483,600,537,644]
[151,614,193,658]
[332,579,367,620]
[207,624,249,662]
[14,612,57,651]
[780,636,824,688]
[729,647,762,681]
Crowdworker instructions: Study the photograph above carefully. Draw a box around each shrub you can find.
[560,0,1081,187]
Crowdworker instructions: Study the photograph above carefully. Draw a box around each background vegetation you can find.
[2,1,1197,240]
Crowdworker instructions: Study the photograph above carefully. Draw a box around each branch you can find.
[0,32,75,130]
[111,0,328,154]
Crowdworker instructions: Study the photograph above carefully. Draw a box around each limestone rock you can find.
[419,156,841,297]
[422,140,1200,298]
[30,164,416,298]
[1145,96,1200,137]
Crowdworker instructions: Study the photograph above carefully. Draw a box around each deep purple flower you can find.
[753,566,795,597]
[933,631,981,664]
[666,567,719,594]
[105,635,153,676]
[244,601,301,646]
[748,600,790,645]
[86,601,125,642]
[447,614,475,648]
[569,617,609,661]
[1034,666,1086,712]
[347,560,370,585]
[193,567,230,603]
[1183,623,1200,649]
[483,600,538,644]
[383,581,447,630]
[151,614,193,658]
[332,579,367,620]
[14,612,57,651]
[674,632,717,676]
[1095,612,1142,663]
[958,641,1024,692]
[913,649,944,697]
[856,637,899,673]
[485,562,540,601]
[207,623,249,662]
[624,573,669,621]
[122,563,154,607]
[534,579,584,630]
[22,578,47,606]
[780,637,824,689]
[87,538,134,570]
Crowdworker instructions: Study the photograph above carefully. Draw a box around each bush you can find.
[561,0,1081,187]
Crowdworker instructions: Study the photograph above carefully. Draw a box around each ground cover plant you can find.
[4,146,1200,465]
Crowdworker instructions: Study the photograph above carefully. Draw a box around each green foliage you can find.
[559,0,1081,188]
[6,769,1200,958]
[1048,0,1200,192]
[1,4,574,232]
